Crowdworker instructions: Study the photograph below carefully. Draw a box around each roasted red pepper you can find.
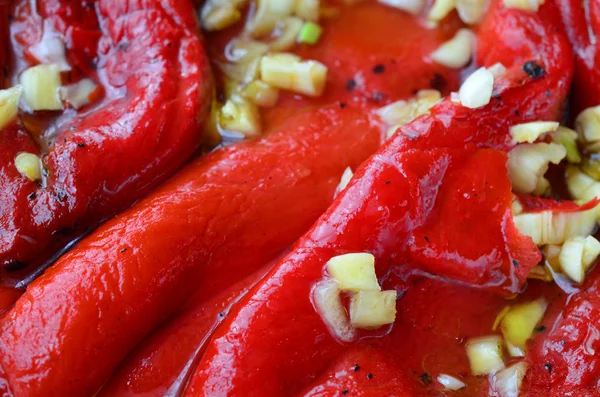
[186,2,574,395]
[526,267,600,395]
[0,104,381,396]
[99,265,271,397]
[0,0,211,272]
[555,0,600,113]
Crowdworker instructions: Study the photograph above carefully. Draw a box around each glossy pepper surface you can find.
[186,2,574,395]
[0,0,211,273]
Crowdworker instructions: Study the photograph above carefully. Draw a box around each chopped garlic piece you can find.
[378,0,426,14]
[0,85,23,130]
[375,90,441,138]
[500,298,547,350]
[59,79,98,109]
[312,279,357,342]
[294,0,320,21]
[458,67,494,109]
[240,80,279,107]
[513,204,599,246]
[466,336,505,376]
[270,17,304,52]
[219,95,261,137]
[431,29,475,69]
[510,121,559,144]
[428,0,456,22]
[260,53,327,96]
[511,196,524,215]
[246,0,296,37]
[550,126,581,163]
[507,143,566,195]
[487,63,507,79]
[15,152,42,181]
[559,236,600,283]
[527,265,553,282]
[20,64,63,111]
[456,0,487,24]
[350,290,397,329]
[326,253,380,292]
[492,306,511,331]
[576,106,600,144]
[566,165,600,202]
[489,362,527,397]
[335,167,354,197]
[200,0,246,31]
[437,374,466,390]
[503,0,544,11]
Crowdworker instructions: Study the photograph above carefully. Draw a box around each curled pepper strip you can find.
[0,0,212,271]
[186,2,573,395]
[0,105,381,396]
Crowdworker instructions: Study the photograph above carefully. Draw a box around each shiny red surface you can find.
[0,0,212,274]
[186,2,578,396]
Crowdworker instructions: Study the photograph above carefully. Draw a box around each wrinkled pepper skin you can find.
[98,265,272,397]
[187,2,574,395]
[0,104,382,397]
[555,0,600,113]
[0,0,212,272]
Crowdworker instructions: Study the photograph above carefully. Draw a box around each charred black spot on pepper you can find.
[77,143,86,148]
[514,109,520,116]
[120,248,127,253]
[353,364,360,372]
[372,92,384,102]
[535,325,547,332]
[346,79,357,90]
[342,390,349,395]
[372,64,385,74]
[7,14,14,21]
[367,373,373,379]
[218,312,226,318]
[544,363,553,373]
[512,259,520,268]
[385,181,391,185]
[419,373,432,385]
[28,192,37,200]
[546,89,551,97]
[5,261,27,272]
[424,236,429,243]
[430,73,447,91]
[522,61,545,79]
[339,102,347,109]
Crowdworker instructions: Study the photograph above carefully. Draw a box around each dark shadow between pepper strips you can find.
[0,0,212,274]
[185,1,575,395]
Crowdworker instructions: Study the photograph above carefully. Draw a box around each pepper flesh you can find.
[0,0,212,272]
[186,2,574,395]
[0,104,382,396]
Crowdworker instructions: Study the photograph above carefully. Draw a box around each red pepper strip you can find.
[187,147,527,396]
[518,195,600,213]
[98,264,272,397]
[526,268,600,395]
[298,347,418,397]
[0,0,212,271]
[0,104,381,396]
[186,4,574,394]
[555,0,600,113]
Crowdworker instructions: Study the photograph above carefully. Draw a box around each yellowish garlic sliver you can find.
[456,0,487,24]
[428,0,456,22]
[326,253,380,292]
[575,105,600,144]
[59,79,97,110]
[15,152,42,181]
[0,85,23,130]
[269,17,305,52]
[507,142,566,195]
[246,0,296,37]
[260,53,327,97]
[312,279,357,343]
[509,121,559,144]
[20,64,63,112]
[431,29,474,69]
[566,165,600,202]
[219,95,261,137]
[294,0,320,21]
[503,0,543,11]
[349,290,397,329]
[466,336,505,376]
[200,0,246,31]
[437,374,466,391]
[489,362,527,397]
